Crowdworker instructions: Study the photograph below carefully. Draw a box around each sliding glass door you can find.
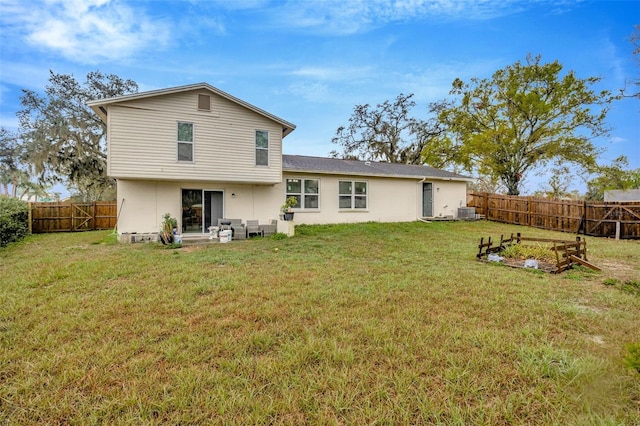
[204,190,224,232]
[182,189,223,233]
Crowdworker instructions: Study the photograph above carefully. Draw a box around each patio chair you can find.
[230,219,246,240]
[218,218,246,240]
[260,219,277,237]
[246,220,263,238]
[218,218,231,230]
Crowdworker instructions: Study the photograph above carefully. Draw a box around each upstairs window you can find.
[198,94,211,111]
[177,122,194,162]
[339,180,367,209]
[256,130,269,166]
[286,178,319,209]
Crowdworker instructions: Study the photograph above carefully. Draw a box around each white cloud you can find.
[599,36,628,88]
[269,0,531,35]
[2,0,171,64]
[608,136,626,144]
[290,65,374,81]
[286,81,333,102]
[0,62,52,91]
[390,59,505,103]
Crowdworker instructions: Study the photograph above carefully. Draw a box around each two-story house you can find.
[88,83,472,237]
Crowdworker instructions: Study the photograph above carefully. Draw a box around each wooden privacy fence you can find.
[467,192,640,239]
[29,201,117,233]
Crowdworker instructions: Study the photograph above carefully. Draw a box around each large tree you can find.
[585,155,640,201]
[0,127,21,196]
[438,54,612,195]
[330,93,450,166]
[620,25,640,99]
[18,70,138,200]
[0,127,50,199]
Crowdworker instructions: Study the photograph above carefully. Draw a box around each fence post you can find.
[483,192,489,218]
[28,202,33,234]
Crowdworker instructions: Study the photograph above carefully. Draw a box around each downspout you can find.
[417,177,431,223]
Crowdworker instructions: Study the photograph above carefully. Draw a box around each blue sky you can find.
[1,0,638,195]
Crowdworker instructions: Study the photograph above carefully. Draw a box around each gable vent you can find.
[198,94,211,111]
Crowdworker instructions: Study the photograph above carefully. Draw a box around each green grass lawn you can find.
[1,221,639,424]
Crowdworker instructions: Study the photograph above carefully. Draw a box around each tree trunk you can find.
[503,174,521,196]
[11,175,17,198]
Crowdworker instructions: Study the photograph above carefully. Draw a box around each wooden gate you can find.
[72,203,94,231]
[29,202,117,233]
[584,203,640,239]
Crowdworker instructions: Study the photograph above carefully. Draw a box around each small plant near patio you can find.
[501,243,556,263]
[281,196,298,213]
[280,196,298,221]
[159,213,178,244]
[270,232,288,240]
[623,343,640,374]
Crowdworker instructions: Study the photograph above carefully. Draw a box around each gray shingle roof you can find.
[282,155,472,181]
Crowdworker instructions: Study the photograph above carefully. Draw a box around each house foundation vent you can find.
[119,233,159,243]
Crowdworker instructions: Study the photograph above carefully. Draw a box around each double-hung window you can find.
[286,178,319,209]
[255,130,269,166]
[177,122,194,162]
[339,180,367,209]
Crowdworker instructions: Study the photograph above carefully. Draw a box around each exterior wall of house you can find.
[430,180,469,218]
[115,179,284,234]
[115,175,468,234]
[106,89,283,183]
[278,173,468,225]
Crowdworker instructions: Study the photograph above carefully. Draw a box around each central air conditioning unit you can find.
[458,207,476,219]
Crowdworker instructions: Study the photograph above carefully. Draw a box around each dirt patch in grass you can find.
[599,260,638,282]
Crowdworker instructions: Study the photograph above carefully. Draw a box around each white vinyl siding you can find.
[106,90,283,183]
[177,122,193,162]
[286,178,319,209]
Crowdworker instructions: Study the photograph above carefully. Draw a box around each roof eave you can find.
[282,167,473,181]
[90,105,108,122]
